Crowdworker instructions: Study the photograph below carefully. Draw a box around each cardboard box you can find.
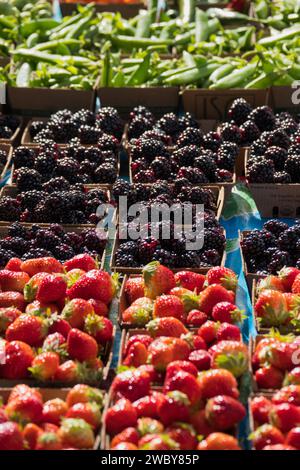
[182,89,268,120]
[97,87,180,119]
[0,143,13,181]
[60,1,145,18]
[268,85,300,114]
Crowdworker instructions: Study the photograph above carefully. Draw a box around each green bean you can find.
[209,63,236,83]
[33,39,81,51]
[110,35,172,51]
[179,0,195,23]
[195,9,209,43]
[210,62,258,89]
[20,19,59,37]
[12,49,94,67]
[244,71,280,89]
[126,53,150,86]
[135,10,153,38]
[65,13,93,39]
[16,62,31,87]
[258,23,300,46]
[26,33,39,48]
[164,62,219,86]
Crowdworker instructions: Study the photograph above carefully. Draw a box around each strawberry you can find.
[165,360,198,380]
[286,427,300,450]
[8,384,42,403]
[87,299,108,317]
[58,418,94,449]
[174,271,205,294]
[6,314,47,346]
[146,317,187,338]
[292,273,300,293]
[42,399,68,425]
[84,314,113,345]
[153,295,185,321]
[270,403,300,432]
[209,340,248,377]
[0,270,30,293]
[61,298,93,328]
[205,395,246,431]
[66,384,103,407]
[36,274,67,304]
[188,350,211,371]
[198,369,239,399]
[139,434,178,450]
[263,444,296,450]
[192,334,207,350]
[199,284,234,315]
[112,442,138,450]
[0,307,21,333]
[186,309,207,327]
[66,402,101,430]
[166,424,197,450]
[251,396,273,425]
[137,417,163,436]
[206,267,237,292]
[122,305,152,326]
[255,290,290,326]
[272,385,300,406]
[105,398,137,436]
[123,342,148,367]
[198,320,219,344]
[54,360,88,383]
[216,323,241,341]
[189,409,214,436]
[111,427,140,447]
[63,254,97,272]
[212,302,243,324]
[255,366,284,389]
[23,423,42,449]
[35,432,62,450]
[5,258,22,272]
[65,269,85,288]
[42,333,67,359]
[29,352,60,381]
[25,300,58,317]
[279,268,300,291]
[197,433,241,450]
[21,257,63,276]
[125,277,145,304]
[67,270,117,305]
[124,334,153,355]
[111,369,151,402]
[164,370,201,407]
[6,393,43,425]
[0,422,24,450]
[158,391,190,426]
[148,337,190,371]
[256,275,285,294]
[285,367,300,385]
[132,393,164,419]
[67,328,98,362]
[250,424,285,450]
[143,261,175,299]
[48,318,71,339]
[0,291,26,311]
[1,340,34,379]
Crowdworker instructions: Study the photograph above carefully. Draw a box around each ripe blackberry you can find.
[48,121,77,143]
[62,232,83,252]
[86,188,107,203]
[200,249,221,266]
[15,168,42,192]
[173,145,200,167]
[19,190,47,211]
[8,222,28,239]
[249,106,276,132]
[194,154,217,181]
[98,133,119,154]
[251,140,268,156]
[35,230,61,250]
[240,120,260,145]
[227,98,252,125]
[50,109,73,122]
[152,248,176,267]
[22,248,52,260]
[178,112,199,132]
[140,129,170,145]
[178,251,200,268]
[55,158,80,183]
[264,146,287,171]
[156,113,180,137]
[219,122,242,144]
[241,231,265,259]
[83,230,105,253]
[280,118,299,136]
[48,224,64,238]
[288,143,300,156]
[52,244,75,261]
[78,125,101,145]
[96,107,123,140]
[29,121,45,139]
[133,183,151,202]
[284,155,300,182]
[43,177,70,193]
[215,169,233,182]
[130,106,155,122]
[94,164,117,184]
[267,129,290,149]
[176,127,203,148]
[134,169,155,183]
[128,117,153,139]
[0,237,28,256]
[0,127,12,138]
[71,109,95,128]
[217,150,236,172]
[173,177,190,195]
[112,179,131,198]
[274,171,291,183]
[202,132,222,152]
[203,228,226,253]
[278,228,299,253]
[177,167,208,184]
[247,159,275,183]
[138,237,159,263]
[0,249,17,267]
[150,157,171,180]
[0,196,21,221]
[150,181,171,199]
[131,138,167,163]
[34,154,56,176]
[33,128,55,143]
[115,253,138,267]
[263,220,288,237]
[13,147,35,169]
[268,250,292,274]
[260,229,277,248]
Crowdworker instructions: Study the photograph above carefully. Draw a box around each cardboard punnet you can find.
[0,143,13,181]
[60,1,145,18]
[268,85,300,113]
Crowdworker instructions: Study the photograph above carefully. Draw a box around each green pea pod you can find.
[179,0,195,23]
[135,10,153,38]
[56,43,71,55]
[254,0,269,20]
[210,62,258,89]
[20,19,59,38]
[164,62,220,86]
[126,53,150,86]
[290,64,300,80]
[195,8,209,43]
[65,13,93,39]
[26,33,39,48]
[110,35,172,51]
[101,50,111,87]
[273,74,295,86]
[244,72,280,89]
[258,23,300,46]
[111,70,125,87]
[12,49,94,68]
[210,63,236,84]
[16,63,31,88]
[174,30,194,46]
[34,39,81,52]
[182,50,197,67]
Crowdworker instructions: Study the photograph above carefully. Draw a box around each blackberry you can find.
[98,133,119,154]
[260,229,277,248]
[194,154,217,181]
[178,251,200,268]
[33,128,55,143]
[219,122,242,144]
[15,168,42,191]
[217,150,236,172]
[43,177,70,193]
[134,183,151,202]
[0,150,6,169]
[274,171,291,183]
[86,188,107,203]
[79,160,96,177]
[156,113,180,137]
[178,112,199,132]
[0,197,21,221]
[264,146,287,171]
[19,190,47,211]
[8,222,28,239]
[34,154,56,176]
[268,250,292,274]
[13,147,35,169]
[94,164,117,184]
[173,178,190,195]
[79,125,101,145]
[55,158,80,183]
[115,253,138,267]
[288,143,300,156]
[227,98,252,125]
[247,159,275,183]
[49,224,65,238]
[138,237,159,263]
[251,140,268,156]
[173,145,200,167]
[71,109,95,127]
[74,211,87,224]
[177,167,209,184]
[202,132,222,152]
[240,120,260,145]
[278,228,299,252]
[50,109,73,122]
[35,230,61,250]
[67,190,86,211]
[200,249,221,266]
[131,138,167,163]
[150,181,171,199]
[130,106,155,123]
[83,229,106,252]
[267,129,290,149]
[0,249,17,267]
[241,231,265,259]
[128,117,153,139]
[48,121,77,143]
[150,157,171,180]
[152,248,176,267]
[0,127,12,139]
[112,179,131,198]
[22,248,52,260]
[52,244,75,261]
[134,169,155,183]
[203,228,226,253]
[63,232,83,252]
[280,118,299,136]
[0,237,28,256]
[215,169,233,182]
[29,121,45,139]
[96,107,123,140]
[284,155,300,182]
[117,241,138,256]
[263,220,288,237]
[249,106,276,132]
[140,129,170,145]
[176,127,203,148]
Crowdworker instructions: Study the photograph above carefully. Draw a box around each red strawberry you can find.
[65,384,103,407]
[143,261,175,299]
[174,271,205,294]
[190,409,215,436]
[278,268,300,291]
[270,403,300,432]
[21,257,63,276]
[292,273,300,293]
[35,432,62,450]
[67,328,98,362]
[36,274,67,304]
[5,258,22,272]
[6,393,43,424]
[0,422,24,450]
[122,304,152,327]
[153,295,185,321]
[285,367,300,385]
[25,300,58,317]
[192,335,207,350]
[124,334,152,355]
[199,285,234,315]
[266,341,297,371]
[186,309,207,327]
[23,422,42,449]
[272,385,300,406]
[112,442,138,450]
[158,391,190,426]
[105,398,137,436]
[137,417,163,436]
[255,290,290,326]
[23,272,52,302]
[8,384,42,403]
[0,270,30,293]
[123,343,148,368]
[250,424,285,450]
[188,350,211,370]
[255,366,284,389]
[42,398,68,425]
[84,314,113,345]
[0,291,26,310]
[206,267,237,292]
[48,318,71,338]
[212,302,243,324]
[63,254,97,272]
[256,275,285,294]
[6,314,47,346]
[251,396,273,425]
[125,277,145,303]
[166,424,197,450]
[148,337,190,371]
[61,298,93,328]
[165,360,198,380]
[286,427,300,449]
[197,432,241,450]
[58,417,94,448]
[205,395,246,431]
[132,392,164,418]
[111,427,140,447]
[111,369,151,402]
[164,370,201,407]
[209,340,248,377]
[87,299,108,317]
[66,402,101,430]
[216,322,241,341]
[29,352,60,381]
[67,270,117,305]
[198,369,239,399]
[0,307,21,333]
[198,320,219,344]
[54,360,85,383]
[42,332,67,359]
[139,433,178,450]
[146,317,187,337]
